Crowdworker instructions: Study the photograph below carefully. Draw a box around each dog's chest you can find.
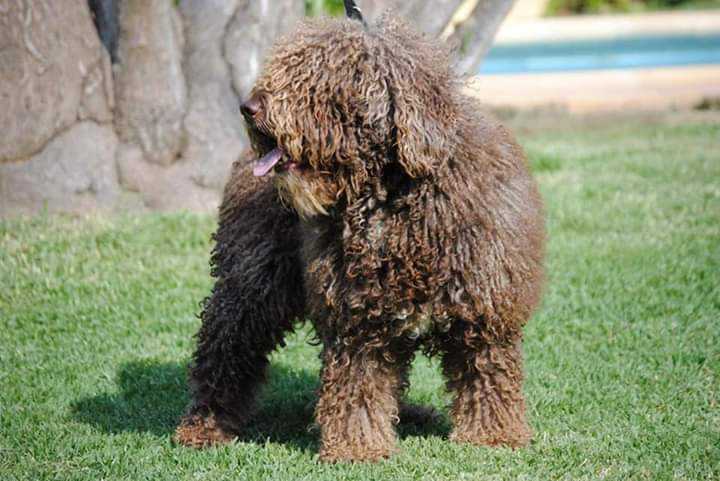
[298,218,343,322]
[298,216,450,339]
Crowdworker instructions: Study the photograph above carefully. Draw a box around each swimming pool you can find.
[480,34,720,74]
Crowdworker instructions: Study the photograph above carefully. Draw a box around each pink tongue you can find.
[253,147,283,177]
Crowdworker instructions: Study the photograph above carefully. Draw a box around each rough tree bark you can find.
[114,0,186,167]
[0,0,120,217]
[0,0,304,217]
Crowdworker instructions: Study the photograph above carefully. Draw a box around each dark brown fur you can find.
[174,15,544,462]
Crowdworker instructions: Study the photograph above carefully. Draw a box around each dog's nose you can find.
[240,97,261,118]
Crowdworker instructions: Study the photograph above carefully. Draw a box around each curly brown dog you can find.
[174,12,544,463]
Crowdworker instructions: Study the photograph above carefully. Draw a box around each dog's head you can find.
[241,16,457,219]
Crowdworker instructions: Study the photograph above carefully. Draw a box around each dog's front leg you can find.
[441,329,532,448]
[315,342,411,462]
[175,180,305,448]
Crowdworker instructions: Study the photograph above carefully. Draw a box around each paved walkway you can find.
[497,9,720,43]
[470,65,720,112]
[472,10,720,112]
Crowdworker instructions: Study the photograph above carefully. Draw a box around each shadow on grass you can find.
[71,359,448,452]
[71,360,319,451]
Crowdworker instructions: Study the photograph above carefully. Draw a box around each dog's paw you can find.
[450,425,532,449]
[173,414,235,448]
[318,445,397,463]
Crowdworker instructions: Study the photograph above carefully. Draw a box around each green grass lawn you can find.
[2,111,719,480]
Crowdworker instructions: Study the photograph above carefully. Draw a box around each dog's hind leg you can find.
[440,322,532,448]
[175,174,305,448]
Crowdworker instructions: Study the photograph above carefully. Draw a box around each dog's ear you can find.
[390,85,454,179]
[386,41,456,179]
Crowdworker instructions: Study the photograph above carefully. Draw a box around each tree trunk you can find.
[0,0,120,217]
[444,0,516,73]
[358,0,515,73]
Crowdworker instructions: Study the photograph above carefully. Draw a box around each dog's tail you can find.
[343,0,366,25]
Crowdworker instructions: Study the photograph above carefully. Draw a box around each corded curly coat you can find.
[174,14,545,463]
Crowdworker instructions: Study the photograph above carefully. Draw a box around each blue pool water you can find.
[480,34,720,74]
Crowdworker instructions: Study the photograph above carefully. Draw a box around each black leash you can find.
[343,0,366,24]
